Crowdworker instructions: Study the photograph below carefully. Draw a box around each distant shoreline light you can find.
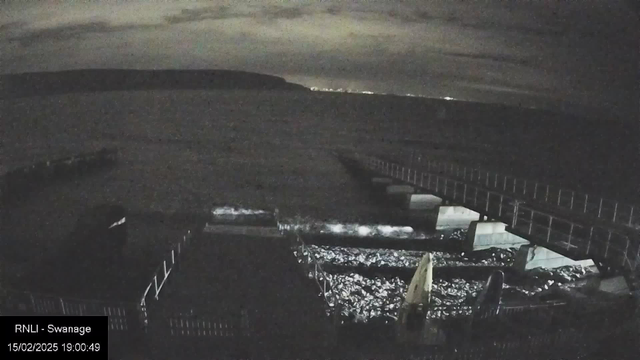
[309,87,381,95]
[308,87,457,101]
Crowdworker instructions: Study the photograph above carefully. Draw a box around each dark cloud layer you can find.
[6,21,160,47]
[0,21,26,34]
[164,5,307,24]
[0,0,637,120]
[442,52,534,67]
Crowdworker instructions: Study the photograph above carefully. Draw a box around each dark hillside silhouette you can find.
[0,69,309,99]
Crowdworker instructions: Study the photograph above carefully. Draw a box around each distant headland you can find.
[0,69,310,99]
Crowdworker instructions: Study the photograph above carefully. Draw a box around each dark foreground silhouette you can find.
[0,69,309,99]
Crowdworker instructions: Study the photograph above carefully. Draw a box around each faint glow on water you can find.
[211,206,270,216]
[278,217,429,239]
[328,224,345,233]
[357,226,372,236]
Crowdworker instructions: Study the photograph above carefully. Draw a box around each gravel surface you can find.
[293,241,596,324]
[327,273,485,323]
[298,245,517,268]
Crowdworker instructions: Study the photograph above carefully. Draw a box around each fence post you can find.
[567,224,574,250]
[474,187,478,206]
[512,201,519,228]
[444,178,448,196]
[584,194,589,213]
[421,172,425,187]
[570,192,575,210]
[558,189,562,206]
[629,206,635,227]
[153,276,159,299]
[513,179,517,194]
[523,180,527,195]
[533,183,538,200]
[623,239,630,268]
[499,194,504,216]
[598,198,604,218]
[545,185,550,202]
[463,183,468,202]
[547,217,553,243]
[529,210,534,235]
[605,231,612,258]
[613,202,619,222]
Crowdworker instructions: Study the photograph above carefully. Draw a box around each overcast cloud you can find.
[1,0,637,119]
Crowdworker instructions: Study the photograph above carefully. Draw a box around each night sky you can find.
[1,0,638,119]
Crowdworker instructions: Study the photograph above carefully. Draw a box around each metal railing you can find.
[357,154,640,272]
[292,233,338,310]
[139,230,193,326]
[399,299,628,359]
[0,288,139,331]
[165,310,248,337]
[401,150,640,230]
